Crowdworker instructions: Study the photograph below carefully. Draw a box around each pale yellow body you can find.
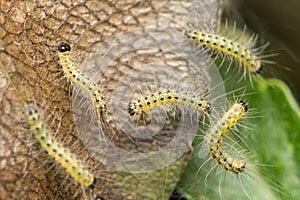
[25,106,94,187]
[186,30,261,73]
[205,102,247,174]
[58,51,106,114]
[128,90,211,116]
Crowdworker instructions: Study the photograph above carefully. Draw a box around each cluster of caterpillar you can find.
[25,105,96,188]
[205,101,248,174]
[0,1,278,198]
[58,42,106,115]
[128,89,211,117]
[56,38,256,198]
[56,21,274,198]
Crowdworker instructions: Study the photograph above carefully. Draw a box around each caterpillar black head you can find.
[238,100,248,112]
[185,29,198,40]
[58,42,71,52]
[205,102,212,114]
[128,101,137,116]
[254,64,264,75]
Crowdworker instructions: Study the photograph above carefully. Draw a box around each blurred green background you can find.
[224,0,300,103]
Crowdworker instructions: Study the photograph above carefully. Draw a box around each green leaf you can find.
[176,77,300,200]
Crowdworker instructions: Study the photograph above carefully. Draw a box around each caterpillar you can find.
[25,105,96,188]
[185,29,263,74]
[128,89,211,116]
[58,42,106,115]
[205,101,248,174]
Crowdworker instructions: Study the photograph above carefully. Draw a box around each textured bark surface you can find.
[0,1,220,199]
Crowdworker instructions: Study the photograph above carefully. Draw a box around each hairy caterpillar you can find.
[25,105,96,188]
[58,42,106,115]
[128,89,211,116]
[185,28,266,75]
[205,101,248,174]
[157,14,270,76]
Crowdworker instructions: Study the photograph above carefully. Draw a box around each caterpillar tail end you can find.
[88,177,96,189]
[238,100,248,112]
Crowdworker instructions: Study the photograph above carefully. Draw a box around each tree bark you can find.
[0,1,220,199]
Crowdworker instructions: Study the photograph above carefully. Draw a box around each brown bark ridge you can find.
[0,1,221,199]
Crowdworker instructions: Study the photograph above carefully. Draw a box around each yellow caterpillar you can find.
[25,105,96,188]
[128,89,211,116]
[58,42,106,115]
[185,30,263,74]
[205,101,248,174]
